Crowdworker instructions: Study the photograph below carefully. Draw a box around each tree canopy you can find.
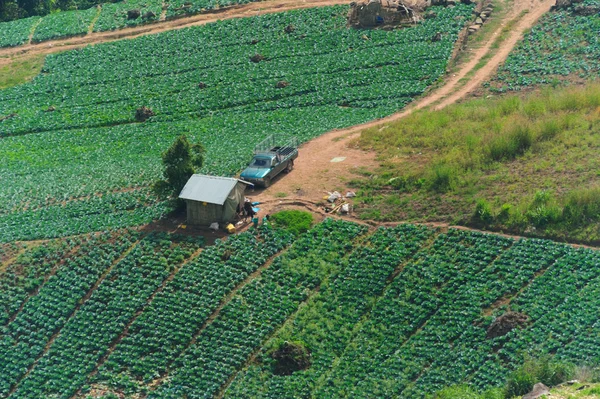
[153,135,204,199]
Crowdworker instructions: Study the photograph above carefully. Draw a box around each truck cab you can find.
[240,136,298,187]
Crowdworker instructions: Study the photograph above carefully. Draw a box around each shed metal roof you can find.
[179,175,251,205]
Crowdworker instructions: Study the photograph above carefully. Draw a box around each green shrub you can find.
[536,118,561,141]
[497,203,512,223]
[504,367,536,398]
[429,385,503,399]
[504,356,575,398]
[269,210,314,236]
[472,198,494,226]
[562,186,600,226]
[486,123,533,162]
[427,162,456,193]
[525,191,561,228]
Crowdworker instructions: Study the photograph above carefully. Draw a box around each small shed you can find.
[179,175,252,226]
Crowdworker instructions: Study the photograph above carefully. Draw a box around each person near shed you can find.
[243,199,255,222]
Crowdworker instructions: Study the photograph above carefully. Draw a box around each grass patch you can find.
[269,210,314,237]
[0,55,45,90]
[354,83,600,243]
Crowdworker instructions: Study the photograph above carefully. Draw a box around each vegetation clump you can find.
[152,135,204,199]
[504,356,576,398]
[270,340,312,376]
[269,210,314,236]
[353,84,600,243]
[134,106,155,122]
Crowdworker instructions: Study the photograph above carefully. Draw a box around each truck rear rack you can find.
[254,135,298,155]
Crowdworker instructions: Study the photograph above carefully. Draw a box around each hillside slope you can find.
[1,221,599,398]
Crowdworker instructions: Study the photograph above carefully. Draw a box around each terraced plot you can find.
[0,220,599,399]
[492,0,600,90]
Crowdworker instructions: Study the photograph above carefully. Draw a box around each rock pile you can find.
[469,2,493,34]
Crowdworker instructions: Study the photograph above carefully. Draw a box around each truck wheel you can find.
[285,160,294,173]
[263,177,271,188]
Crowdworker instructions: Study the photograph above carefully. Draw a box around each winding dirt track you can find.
[252,0,555,212]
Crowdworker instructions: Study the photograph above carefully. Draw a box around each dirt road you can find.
[251,0,555,217]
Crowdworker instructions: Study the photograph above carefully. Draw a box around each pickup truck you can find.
[240,135,298,188]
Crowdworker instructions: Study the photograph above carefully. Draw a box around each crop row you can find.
[224,224,434,398]
[147,219,367,399]
[396,239,571,397]
[31,6,99,42]
[492,3,600,90]
[0,6,469,136]
[94,225,295,394]
[0,231,139,397]
[0,239,73,326]
[1,222,599,397]
[0,17,40,47]
[0,5,473,240]
[469,246,600,389]
[0,242,23,266]
[0,189,169,242]
[312,229,512,397]
[9,233,204,399]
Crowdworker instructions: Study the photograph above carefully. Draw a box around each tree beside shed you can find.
[179,175,252,226]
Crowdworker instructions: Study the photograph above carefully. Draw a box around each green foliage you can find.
[0,54,45,90]
[504,356,576,398]
[2,223,600,398]
[97,226,294,386]
[0,16,40,47]
[429,385,503,399]
[355,83,600,242]
[473,198,494,226]
[92,0,161,32]
[562,186,600,226]
[8,232,205,399]
[32,6,98,41]
[485,123,533,162]
[153,135,205,199]
[427,162,456,193]
[269,210,314,236]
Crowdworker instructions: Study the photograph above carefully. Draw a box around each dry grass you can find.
[353,83,600,243]
[0,54,45,89]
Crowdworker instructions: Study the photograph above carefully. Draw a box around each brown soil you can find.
[486,311,529,339]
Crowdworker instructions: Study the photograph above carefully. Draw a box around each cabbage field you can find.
[0,5,473,241]
[0,221,599,399]
[0,0,270,47]
[492,0,600,90]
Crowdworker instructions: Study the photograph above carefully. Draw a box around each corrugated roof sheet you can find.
[179,175,249,205]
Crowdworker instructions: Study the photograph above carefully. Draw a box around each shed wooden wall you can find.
[186,200,224,226]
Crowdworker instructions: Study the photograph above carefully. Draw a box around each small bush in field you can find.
[269,210,314,236]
